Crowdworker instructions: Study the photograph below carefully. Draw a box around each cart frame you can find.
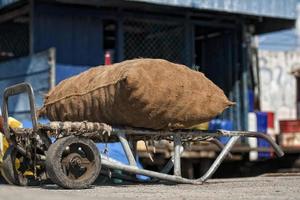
[1,83,285,187]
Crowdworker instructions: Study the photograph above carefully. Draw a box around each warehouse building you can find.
[0,0,297,130]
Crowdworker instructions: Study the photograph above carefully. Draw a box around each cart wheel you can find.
[45,136,101,189]
[0,145,36,186]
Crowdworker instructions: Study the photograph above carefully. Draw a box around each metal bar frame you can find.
[173,134,182,176]
[102,129,284,184]
[1,82,38,143]
[1,83,285,185]
[118,133,137,167]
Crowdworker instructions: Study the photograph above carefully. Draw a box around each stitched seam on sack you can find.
[43,76,127,106]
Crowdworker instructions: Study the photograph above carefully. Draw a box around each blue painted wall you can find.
[259,29,298,51]
[0,49,53,121]
[33,4,104,66]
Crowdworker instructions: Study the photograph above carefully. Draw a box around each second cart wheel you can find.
[45,136,101,189]
[1,145,35,186]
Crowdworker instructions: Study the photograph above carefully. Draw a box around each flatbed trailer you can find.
[0,83,284,189]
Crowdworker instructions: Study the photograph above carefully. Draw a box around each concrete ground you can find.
[0,174,299,200]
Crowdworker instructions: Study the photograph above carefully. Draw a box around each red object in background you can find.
[297,77,300,118]
[280,120,300,133]
[105,51,111,65]
[267,112,275,129]
[266,112,275,157]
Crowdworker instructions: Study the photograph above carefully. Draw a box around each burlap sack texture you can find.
[38,59,234,130]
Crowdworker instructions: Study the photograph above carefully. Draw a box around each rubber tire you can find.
[45,136,101,189]
[0,145,28,186]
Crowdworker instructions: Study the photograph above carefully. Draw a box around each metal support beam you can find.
[118,133,137,167]
[0,5,30,24]
[102,158,200,184]
[117,9,124,62]
[199,136,240,182]
[102,136,240,184]
[160,148,183,175]
[29,0,34,55]
[2,83,38,143]
[173,134,182,176]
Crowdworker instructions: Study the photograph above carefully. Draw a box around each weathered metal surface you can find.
[117,133,138,167]
[129,0,299,19]
[8,121,285,185]
[173,134,182,176]
[2,83,284,186]
[1,83,38,142]
[101,133,277,184]
[34,4,104,66]
[200,136,240,182]
[0,49,55,122]
[2,0,298,20]
[46,121,112,134]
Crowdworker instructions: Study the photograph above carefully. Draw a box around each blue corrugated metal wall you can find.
[259,29,298,51]
[0,49,53,121]
[56,64,89,84]
[33,4,104,66]
[2,0,298,20]
[129,0,298,20]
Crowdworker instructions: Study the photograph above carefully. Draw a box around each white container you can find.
[248,112,258,161]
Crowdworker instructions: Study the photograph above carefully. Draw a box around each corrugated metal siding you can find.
[129,0,299,19]
[0,49,54,121]
[259,29,298,51]
[2,0,298,20]
[56,64,89,84]
[34,5,104,66]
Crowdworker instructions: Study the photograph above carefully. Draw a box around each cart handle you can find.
[2,82,38,143]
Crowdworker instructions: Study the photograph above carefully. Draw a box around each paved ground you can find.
[0,175,299,200]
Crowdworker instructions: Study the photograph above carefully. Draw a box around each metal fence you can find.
[0,22,29,62]
[123,18,186,64]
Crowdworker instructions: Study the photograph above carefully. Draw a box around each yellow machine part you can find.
[0,117,23,164]
[189,122,209,130]
[1,118,35,177]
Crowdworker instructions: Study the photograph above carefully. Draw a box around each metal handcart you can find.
[0,83,284,189]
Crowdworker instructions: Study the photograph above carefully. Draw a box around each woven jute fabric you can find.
[38,59,234,130]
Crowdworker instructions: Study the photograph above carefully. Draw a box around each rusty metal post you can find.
[2,83,38,142]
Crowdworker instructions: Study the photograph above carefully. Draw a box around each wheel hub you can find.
[70,156,82,167]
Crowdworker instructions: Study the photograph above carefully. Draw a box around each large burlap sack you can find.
[38,59,234,130]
